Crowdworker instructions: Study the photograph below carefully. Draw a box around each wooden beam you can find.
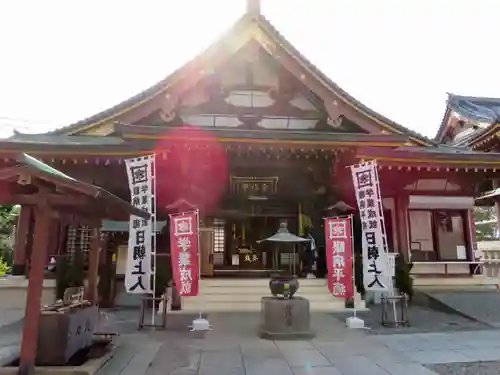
[178,102,322,119]
[5,194,91,206]
[0,165,27,181]
[48,210,101,227]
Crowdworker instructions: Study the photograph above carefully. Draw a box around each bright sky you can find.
[1,0,499,140]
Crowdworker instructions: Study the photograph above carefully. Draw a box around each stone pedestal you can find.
[259,296,314,340]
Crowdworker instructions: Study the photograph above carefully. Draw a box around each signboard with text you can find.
[324,216,354,299]
[169,211,200,297]
[125,155,155,294]
[350,160,390,292]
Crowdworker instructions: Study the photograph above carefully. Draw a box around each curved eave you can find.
[49,17,252,137]
[0,128,411,158]
[255,16,434,147]
[476,188,500,205]
[357,146,500,169]
[468,124,500,149]
[6,153,149,219]
[0,141,152,157]
[434,99,453,143]
[435,94,500,144]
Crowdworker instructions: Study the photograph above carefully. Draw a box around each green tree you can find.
[474,206,497,241]
[0,205,19,235]
[0,205,20,266]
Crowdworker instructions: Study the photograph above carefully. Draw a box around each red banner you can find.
[324,217,354,299]
[169,211,199,297]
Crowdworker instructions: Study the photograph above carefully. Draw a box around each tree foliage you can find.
[0,205,19,235]
[474,206,497,241]
[0,205,19,265]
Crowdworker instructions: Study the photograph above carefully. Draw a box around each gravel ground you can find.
[426,361,500,375]
[424,290,500,328]
[332,304,492,334]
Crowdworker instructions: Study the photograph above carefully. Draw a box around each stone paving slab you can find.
[327,355,391,375]
[120,342,162,375]
[95,336,162,375]
[381,362,438,375]
[140,329,443,375]
[280,348,331,367]
[292,366,343,375]
[0,346,20,367]
[457,348,500,362]
[405,350,474,364]
[94,343,139,375]
[0,309,23,329]
[30,309,500,375]
[244,358,293,375]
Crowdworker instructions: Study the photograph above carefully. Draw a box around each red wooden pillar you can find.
[12,206,32,276]
[18,207,51,375]
[395,194,410,261]
[86,228,101,305]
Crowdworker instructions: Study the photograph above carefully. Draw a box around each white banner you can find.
[350,160,390,292]
[125,155,155,294]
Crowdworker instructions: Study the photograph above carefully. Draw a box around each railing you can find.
[411,261,477,276]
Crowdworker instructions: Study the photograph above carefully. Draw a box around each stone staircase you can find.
[181,278,365,312]
[413,275,497,290]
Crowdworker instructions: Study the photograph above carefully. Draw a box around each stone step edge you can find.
[199,281,328,286]
[179,307,368,312]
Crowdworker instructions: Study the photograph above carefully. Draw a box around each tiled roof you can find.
[449,95,500,124]
[255,14,435,146]
[436,93,500,142]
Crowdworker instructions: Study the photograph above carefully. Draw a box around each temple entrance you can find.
[208,216,302,277]
[197,166,331,278]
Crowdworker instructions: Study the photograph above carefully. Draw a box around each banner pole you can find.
[151,154,157,327]
[372,161,397,322]
[196,209,202,319]
[350,214,357,319]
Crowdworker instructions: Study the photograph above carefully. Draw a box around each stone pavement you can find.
[94,310,500,375]
[1,307,500,374]
[0,309,23,365]
[0,309,24,329]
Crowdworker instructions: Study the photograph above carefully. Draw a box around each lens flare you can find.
[154,125,228,215]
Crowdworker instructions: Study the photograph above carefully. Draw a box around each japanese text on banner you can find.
[324,217,353,299]
[125,155,154,294]
[350,161,390,292]
[169,211,199,297]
